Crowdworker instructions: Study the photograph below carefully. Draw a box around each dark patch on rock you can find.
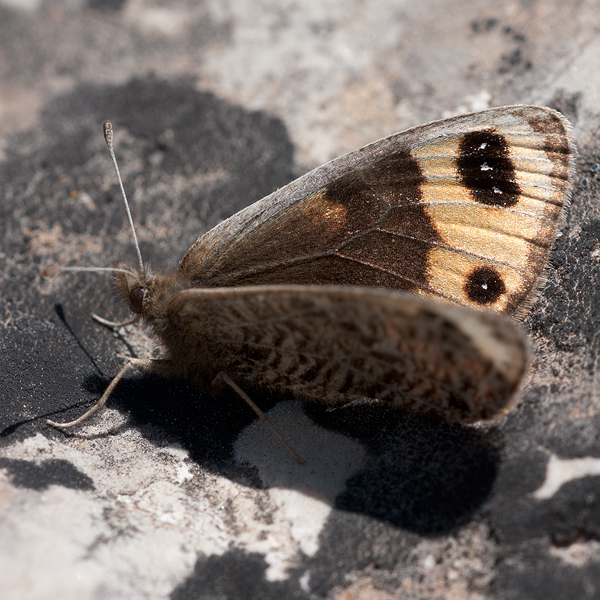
[0,457,94,491]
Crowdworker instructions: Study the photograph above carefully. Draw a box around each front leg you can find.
[92,313,140,329]
[47,357,164,429]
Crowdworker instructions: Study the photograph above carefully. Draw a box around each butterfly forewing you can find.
[179,106,574,320]
[164,286,528,422]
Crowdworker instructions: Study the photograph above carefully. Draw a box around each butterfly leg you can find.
[92,313,140,329]
[46,357,155,429]
[211,372,306,465]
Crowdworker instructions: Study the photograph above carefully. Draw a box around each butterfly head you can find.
[113,263,183,326]
[112,263,152,315]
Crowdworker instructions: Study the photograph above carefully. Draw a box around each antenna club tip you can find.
[43,265,59,278]
[103,121,113,145]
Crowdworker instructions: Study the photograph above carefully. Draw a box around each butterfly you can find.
[46,105,575,459]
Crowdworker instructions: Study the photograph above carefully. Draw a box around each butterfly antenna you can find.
[43,265,136,279]
[103,121,144,273]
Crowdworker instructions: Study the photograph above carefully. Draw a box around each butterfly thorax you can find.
[113,264,221,384]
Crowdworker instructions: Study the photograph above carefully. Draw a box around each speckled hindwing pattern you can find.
[164,286,528,422]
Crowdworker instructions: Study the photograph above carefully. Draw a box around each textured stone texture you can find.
[1,1,600,599]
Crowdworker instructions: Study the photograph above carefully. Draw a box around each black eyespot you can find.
[130,287,145,313]
[465,267,506,304]
[457,130,520,207]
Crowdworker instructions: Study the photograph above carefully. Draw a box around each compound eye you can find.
[130,287,145,313]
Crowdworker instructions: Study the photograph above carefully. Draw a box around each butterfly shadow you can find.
[306,403,501,534]
[90,371,501,535]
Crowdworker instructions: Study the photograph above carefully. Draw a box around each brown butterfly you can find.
[45,106,575,460]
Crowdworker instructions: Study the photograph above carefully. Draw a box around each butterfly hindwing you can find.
[165,285,528,422]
